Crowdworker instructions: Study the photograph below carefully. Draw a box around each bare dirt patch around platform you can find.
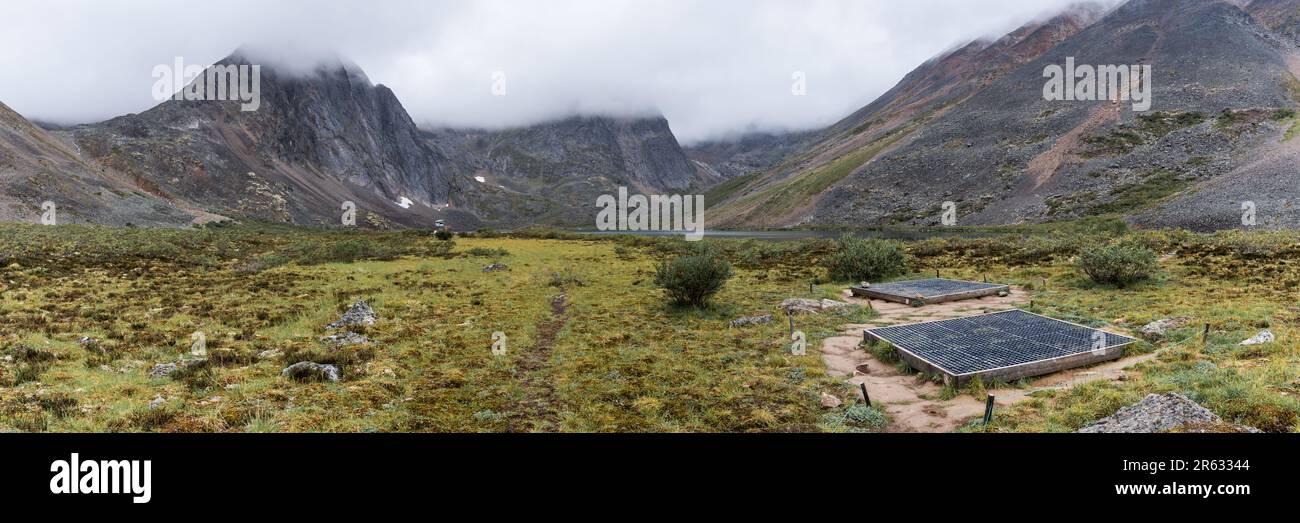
[819,287,1153,432]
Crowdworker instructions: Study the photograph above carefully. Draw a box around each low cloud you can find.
[0,0,1099,142]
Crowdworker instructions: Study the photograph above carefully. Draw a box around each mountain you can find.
[60,52,481,229]
[684,130,820,179]
[0,101,200,226]
[426,115,711,225]
[704,2,1107,227]
[708,0,1300,230]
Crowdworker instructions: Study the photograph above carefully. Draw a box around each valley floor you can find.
[0,223,1297,432]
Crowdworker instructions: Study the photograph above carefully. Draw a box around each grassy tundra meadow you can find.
[1,220,1298,433]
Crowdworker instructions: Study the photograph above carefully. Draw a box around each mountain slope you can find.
[0,101,199,226]
[705,2,1107,227]
[62,52,481,229]
[427,115,709,225]
[710,0,1300,230]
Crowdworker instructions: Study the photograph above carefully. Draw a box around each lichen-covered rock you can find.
[728,314,773,327]
[780,298,854,315]
[780,298,823,314]
[482,263,509,273]
[1078,393,1259,433]
[326,300,376,330]
[1138,317,1189,337]
[281,362,340,383]
[147,363,179,379]
[1239,330,1274,346]
[320,332,373,347]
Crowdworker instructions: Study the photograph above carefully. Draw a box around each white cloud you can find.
[0,0,1099,142]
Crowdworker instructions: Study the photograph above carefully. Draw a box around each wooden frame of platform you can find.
[863,309,1135,387]
[849,278,1010,306]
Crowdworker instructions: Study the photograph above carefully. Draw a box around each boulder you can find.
[320,332,373,347]
[326,300,377,330]
[729,314,773,328]
[482,263,510,273]
[780,298,823,314]
[147,363,179,379]
[1239,330,1275,346]
[780,298,854,315]
[820,299,852,310]
[820,392,842,408]
[281,361,340,383]
[1138,317,1189,337]
[1078,393,1259,433]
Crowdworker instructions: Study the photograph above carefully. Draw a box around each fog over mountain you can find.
[0,0,1107,143]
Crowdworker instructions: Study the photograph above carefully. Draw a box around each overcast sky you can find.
[0,0,1105,143]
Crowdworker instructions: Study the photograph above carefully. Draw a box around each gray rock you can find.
[1138,317,1190,337]
[1239,330,1275,346]
[729,314,773,328]
[281,361,340,382]
[780,298,824,314]
[482,263,509,273]
[326,300,376,330]
[1078,393,1258,433]
[780,298,855,315]
[147,363,179,379]
[819,299,852,310]
[820,392,843,408]
[148,395,166,410]
[320,331,373,347]
[256,349,282,360]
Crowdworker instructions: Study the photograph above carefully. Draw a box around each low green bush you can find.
[654,248,733,307]
[821,236,907,282]
[1076,241,1158,287]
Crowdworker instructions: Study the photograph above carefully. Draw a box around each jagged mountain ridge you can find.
[59,52,483,229]
[427,115,716,225]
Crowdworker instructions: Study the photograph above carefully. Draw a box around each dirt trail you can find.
[509,292,568,431]
[819,288,1154,432]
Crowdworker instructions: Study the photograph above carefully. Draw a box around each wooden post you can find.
[935,268,940,278]
[983,395,995,428]
[860,383,871,406]
[1202,323,1210,344]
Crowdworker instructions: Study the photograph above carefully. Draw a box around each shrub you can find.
[654,249,733,307]
[821,236,907,282]
[434,230,454,241]
[546,268,586,288]
[1075,241,1158,287]
[425,239,455,258]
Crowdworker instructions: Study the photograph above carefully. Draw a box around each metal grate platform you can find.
[850,278,1009,306]
[864,309,1136,386]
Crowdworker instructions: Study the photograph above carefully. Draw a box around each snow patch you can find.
[474,176,486,183]
[396,197,414,209]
